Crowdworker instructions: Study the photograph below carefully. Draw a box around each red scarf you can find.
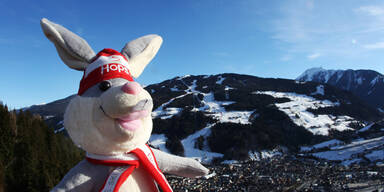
[86,145,173,192]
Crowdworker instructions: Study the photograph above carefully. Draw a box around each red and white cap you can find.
[78,48,134,95]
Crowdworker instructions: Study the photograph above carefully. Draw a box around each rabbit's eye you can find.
[99,81,112,91]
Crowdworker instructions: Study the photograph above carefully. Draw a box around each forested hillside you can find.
[0,104,83,192]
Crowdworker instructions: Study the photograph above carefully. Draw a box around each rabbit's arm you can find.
[51,160,109,192]
[151,148,209,178]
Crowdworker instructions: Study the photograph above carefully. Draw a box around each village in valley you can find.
[167,155,384,192]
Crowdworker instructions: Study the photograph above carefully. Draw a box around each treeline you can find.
[0,104,83,192]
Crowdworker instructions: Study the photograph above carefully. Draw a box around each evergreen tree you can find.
[0,104,83,191]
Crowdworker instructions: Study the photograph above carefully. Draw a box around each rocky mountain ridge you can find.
[296,67,384,110]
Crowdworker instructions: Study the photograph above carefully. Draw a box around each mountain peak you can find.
[296,67,342,83]
[297,68,384,109]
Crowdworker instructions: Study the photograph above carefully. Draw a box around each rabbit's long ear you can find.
[40,18,95,71]
[121,35,163,78]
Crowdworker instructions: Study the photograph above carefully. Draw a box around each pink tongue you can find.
[118,119,142,131]
[117,110,149,131]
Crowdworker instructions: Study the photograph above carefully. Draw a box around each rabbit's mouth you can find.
[99,99,153,132]
[117,110,150,131]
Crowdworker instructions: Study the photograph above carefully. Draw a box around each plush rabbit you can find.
[41,18,209,192]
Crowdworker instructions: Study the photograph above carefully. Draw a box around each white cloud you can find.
[363,41,384,49]
[357,6,384,16]
[268,1,384,60]
[354,5,384,34]
[307,53,321,60]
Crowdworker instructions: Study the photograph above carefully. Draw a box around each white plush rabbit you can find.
[41,18,208,192]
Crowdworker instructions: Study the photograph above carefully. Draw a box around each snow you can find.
[300,146,312,152]
[331,136,384,150]
[311,85,324,96]
[170,86,179,92]
[356,77,364,85]
[216,76,225,85]
[296,67,342,83]
[332,70,344,83]
[149,134,170,153]
[254,91,354,135]
[296,67,326,81]
[35,103,47,106]
[202,172,217,179]
[296,68,355,85]
[221,160,239,164]
[365,149,384,161]
[248,149,282,161]
[358,123,374,132]
[300,139,343,152]
[322,71,337,83]
[261,149,282,159]
[367,171,378,176]
[197,92,253,124]
[189,80,198,91]
[249,151,261,161]
[153,78,253,124]
[54,127,65,133]
[181,124,224,163]
[312,136,384,161]
[210,111,253,124]
[44,115,54,120]
[152,89,189,119]
[313,149,352,161]
[224,86,233,91]
[177,75,191,80]
[152,107,182,119]
[295,80,306,84]
[370,76,379,86]
[203,75,211,79]
[313,139,343,149]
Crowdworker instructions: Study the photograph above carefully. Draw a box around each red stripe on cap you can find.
[78,64,134,95]
[78,49,134,95]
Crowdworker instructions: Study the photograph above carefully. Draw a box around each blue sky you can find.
[2,0,384,108]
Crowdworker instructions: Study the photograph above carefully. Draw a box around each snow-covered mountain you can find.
[146,74,383,163]
[26,73,384,164]
[296,67,384,111]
